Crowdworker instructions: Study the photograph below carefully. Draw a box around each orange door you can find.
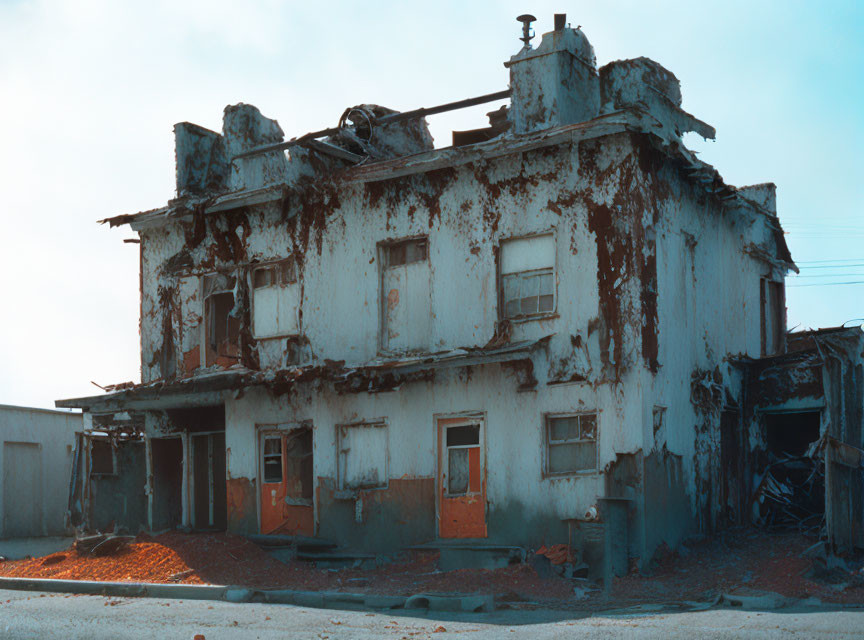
[260,428,314,536]
[438,418,487,538]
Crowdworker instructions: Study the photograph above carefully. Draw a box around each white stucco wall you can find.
[0,405,81,537]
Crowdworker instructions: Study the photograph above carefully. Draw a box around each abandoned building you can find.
[57,16,864,571]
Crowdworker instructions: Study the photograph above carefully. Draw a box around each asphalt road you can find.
[1,589,864,639]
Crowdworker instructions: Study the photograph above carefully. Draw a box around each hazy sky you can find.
[1,0,861,409]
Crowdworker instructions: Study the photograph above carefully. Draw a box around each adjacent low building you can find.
[57,16,864,569]
[0,405,81,538]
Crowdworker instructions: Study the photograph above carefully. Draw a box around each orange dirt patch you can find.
[0,532,571,601]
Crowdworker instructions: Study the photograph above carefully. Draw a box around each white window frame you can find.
[499,231,557,322]
[543,412,598,477]
[260,434,284,484]
[337,420,389,491]
[442,422,482,498]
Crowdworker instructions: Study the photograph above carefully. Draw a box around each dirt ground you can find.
[1,528,863,608]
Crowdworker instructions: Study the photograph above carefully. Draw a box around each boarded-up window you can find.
[545,413,597,474]
[90,440,115,475]
[338,422,388,490]
[381,238,430,352]
[253,259,300,339]
[203,273,240,367]
[500,233,555,319]
[760,278,784,356]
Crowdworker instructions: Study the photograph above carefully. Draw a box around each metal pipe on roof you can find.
[232,89,511,161]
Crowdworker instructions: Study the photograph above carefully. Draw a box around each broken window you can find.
[338,422,388,490]
[262,436,283,483]
[89,439,114,475]
[500,233,555,319]
[760,278,784,356]
[252,258,300,339]
[386,238,427,267]
[444,424,481,496]
[203,273,241,367]
[380,237,430,352]
[545,413,597,474]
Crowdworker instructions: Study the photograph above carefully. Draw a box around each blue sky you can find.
[0,0,861,408]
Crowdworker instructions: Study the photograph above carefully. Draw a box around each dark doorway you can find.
[192,432,227,530]
[720,410,743,526]
[764,412,821,457]
[151,437,183,531]
[755,411,824,531]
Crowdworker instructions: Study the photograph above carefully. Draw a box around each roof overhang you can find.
[55,337,551,413]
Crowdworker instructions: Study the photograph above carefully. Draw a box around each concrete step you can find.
[407,541,526,571]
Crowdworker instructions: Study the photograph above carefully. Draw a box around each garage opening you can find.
[753,411,824,531]
[151,437,183,531]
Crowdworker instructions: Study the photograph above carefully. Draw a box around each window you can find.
[90,439,114,475]
[203,273,241,366]
[338,422,388,490]
[380,237,430,352]
[252,258,300,339]
[545,413,597,475]
[444,423,481,496]
[760,278,784,356]
[386,238,427,267]
[262,436,283,483]
[500,233,555,319]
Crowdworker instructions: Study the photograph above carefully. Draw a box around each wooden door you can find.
[438,418,486,538]
[260,428,313,536]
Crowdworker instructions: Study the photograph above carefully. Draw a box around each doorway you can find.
[151,437,183,531]
[259,426,313,536]
[437,416,486,538]
[191,432,227,530]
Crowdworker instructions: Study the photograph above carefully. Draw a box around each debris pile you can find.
[751,440,825,533]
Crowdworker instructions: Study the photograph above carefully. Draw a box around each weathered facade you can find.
[61,18,861,570]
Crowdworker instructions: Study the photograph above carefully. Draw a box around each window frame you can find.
[89,438,116,477]
[260,434,284,484]
[336,420,390,492]
[542,411,599,478]
[251,257,300,340]
[381,237,429,270]
[201,271,241,366]
[442,422,482,498]
[498,231,557,323]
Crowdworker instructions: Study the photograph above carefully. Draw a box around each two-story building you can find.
[59,17,862,568]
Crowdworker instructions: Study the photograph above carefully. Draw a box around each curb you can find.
[0,577,494,613]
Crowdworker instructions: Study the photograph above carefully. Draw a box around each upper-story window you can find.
[380,237,430,353]
[760,278,784,356]
[203,273,240,367]
[500,233,555,320]
[252,258,300,339]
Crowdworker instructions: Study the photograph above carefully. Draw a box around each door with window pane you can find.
[437,417,486,538]
[259,427,313,536]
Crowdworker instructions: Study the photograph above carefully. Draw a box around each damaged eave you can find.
[55,337,551,412]
[54,368,249,412]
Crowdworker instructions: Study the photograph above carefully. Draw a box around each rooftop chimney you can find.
[505,18,600,133]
